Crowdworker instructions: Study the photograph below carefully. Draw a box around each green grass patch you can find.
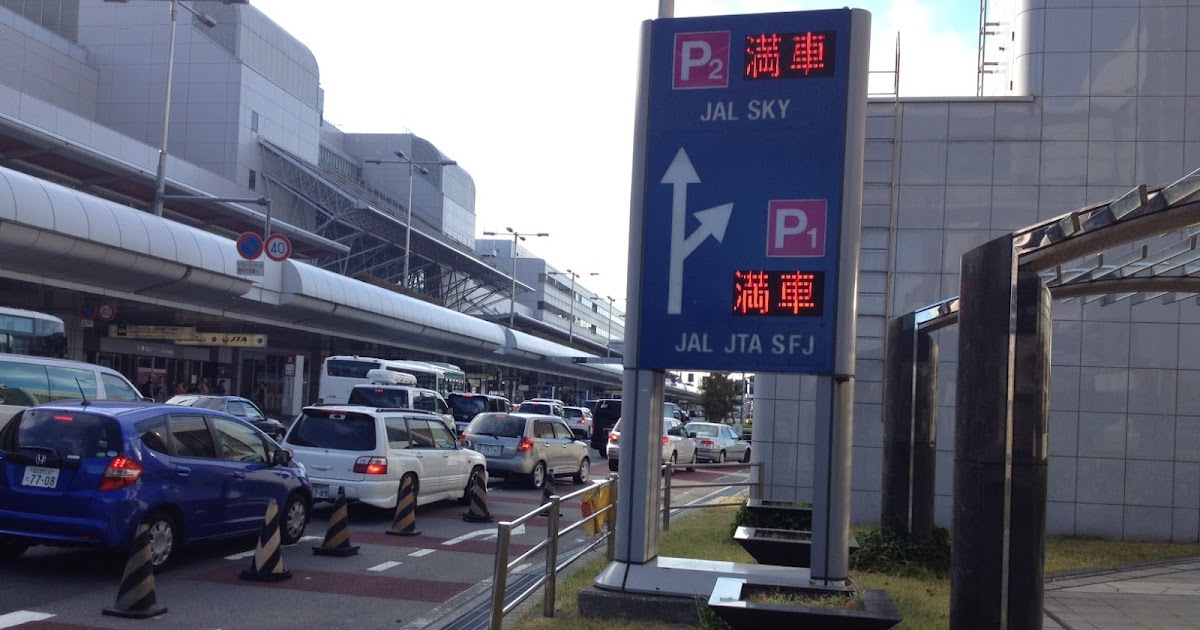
[510,507,1200,630]
[1045,537,1200,575]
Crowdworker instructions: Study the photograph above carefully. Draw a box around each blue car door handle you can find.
[174,466,191,477]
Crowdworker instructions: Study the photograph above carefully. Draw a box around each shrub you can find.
[850,526,952,578]
[728,501,813,538]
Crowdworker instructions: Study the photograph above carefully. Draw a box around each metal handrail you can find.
[487,460,764,628]
[489,475,618,629]
[661,461,762,531]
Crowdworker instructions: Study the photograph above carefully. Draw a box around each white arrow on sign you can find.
[662,148,734,315]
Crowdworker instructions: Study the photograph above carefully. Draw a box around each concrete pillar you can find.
[1007,270,1051,629]
[951,235,1016,630]
[912,331,938,538]
[881,314,916,537]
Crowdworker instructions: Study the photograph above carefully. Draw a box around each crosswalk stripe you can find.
[367,561,403,572]
[0,611,55,628]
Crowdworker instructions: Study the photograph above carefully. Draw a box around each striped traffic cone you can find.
[313,486,359,557]
[102,523,167,618]
[240,499,293,582]
[462,469,493,523]
[386,475,421,536]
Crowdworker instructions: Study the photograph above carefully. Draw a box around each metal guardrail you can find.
[660,461,763,531]
[486,460,763,629]
[488,475,618,629]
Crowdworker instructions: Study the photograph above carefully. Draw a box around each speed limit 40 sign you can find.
[265,233,292,262]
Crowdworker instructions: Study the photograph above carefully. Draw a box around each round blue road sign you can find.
[237,232,264,260]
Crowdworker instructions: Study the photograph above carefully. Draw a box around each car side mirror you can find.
[272,449,291,466]
[688,432,697,439]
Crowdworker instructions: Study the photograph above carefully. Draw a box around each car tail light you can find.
[518,437,534,452]
[98,456,143,491]
[353,456,388,474]
[609,432,619,443]
[661,436,669,445]
[701,439,715,448]
[578,419,586,425]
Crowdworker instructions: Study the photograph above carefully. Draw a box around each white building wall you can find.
[0,5,96,119]
[757,0,1200,541]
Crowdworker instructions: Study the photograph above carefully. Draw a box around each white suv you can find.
[281,406,486,509]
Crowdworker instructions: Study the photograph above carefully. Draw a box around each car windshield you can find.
[517,402,553,415]
[287,411,376,451]
[166,395,224,410]
[5,409,122,458]
[468,414,526,438]
[689,424,721,438]
[347,387,409,408]
[564,408,583,419]
[448,395,486,415]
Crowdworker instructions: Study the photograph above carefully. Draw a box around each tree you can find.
[700,372,739,423]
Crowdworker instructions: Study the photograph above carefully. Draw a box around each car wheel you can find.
[718,450,727,464]
[460,466,484,505]
[741,448,752,463]
[143,510,178,571]
[686,449,697,473]
[281,493,309,545]
[573,457,591,484]
[608,459,618,472]
[530,461,547,489]
[0,537,28,560]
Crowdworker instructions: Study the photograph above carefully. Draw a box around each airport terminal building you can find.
[0,0,665,412]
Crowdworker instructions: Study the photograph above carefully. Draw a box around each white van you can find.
[0,354,144,429]
[340,370,454,431]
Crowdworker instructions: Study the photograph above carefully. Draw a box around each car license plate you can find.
[479,445,501,456]
[21,466,59,489]
[312,484,330,500]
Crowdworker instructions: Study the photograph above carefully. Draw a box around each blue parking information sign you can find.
[633,9,869,374]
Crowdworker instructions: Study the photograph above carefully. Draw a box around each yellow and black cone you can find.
[102,523,167,619]
[313,486,359,557]
[240,499,293,582]
[386,475,421,536]
[462,469,493,523]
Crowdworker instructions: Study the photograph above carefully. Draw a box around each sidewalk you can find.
[1043,558,1200,629]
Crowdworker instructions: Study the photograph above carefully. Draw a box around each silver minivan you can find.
[0,354,143,430]
[463,412,590,489]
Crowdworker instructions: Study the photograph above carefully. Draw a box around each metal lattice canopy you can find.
[911,166,1200,332]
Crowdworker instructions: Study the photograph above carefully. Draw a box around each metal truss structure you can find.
[909,167,1200,332]
[258,139,526,313]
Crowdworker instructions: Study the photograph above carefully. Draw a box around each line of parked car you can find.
[0,353,724,574]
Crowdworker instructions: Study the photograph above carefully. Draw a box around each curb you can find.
[1044,555,1200,583]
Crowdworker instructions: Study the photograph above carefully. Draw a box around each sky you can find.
[249,0,979,304]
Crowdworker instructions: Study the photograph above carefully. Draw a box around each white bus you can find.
[318,356,467,403]
[0,307,66,357]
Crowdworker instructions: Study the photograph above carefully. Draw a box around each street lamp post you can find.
[593,294,619,357]
[482,228,549,329]
[550,269,598,345]
[365,150,456,289]
[104,0,245,217]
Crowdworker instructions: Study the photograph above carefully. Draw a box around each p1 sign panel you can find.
[634,9,868,374]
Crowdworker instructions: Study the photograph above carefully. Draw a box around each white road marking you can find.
[441,529,494,546]
[0,611,55,628]
[408,549,436,557]
[367,561,403,572]
[225,550,256,560]
[299,535,322,543]
[513,562,533,573]
[483,524,525,540]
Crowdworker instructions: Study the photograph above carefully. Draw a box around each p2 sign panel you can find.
[634,9,868,374]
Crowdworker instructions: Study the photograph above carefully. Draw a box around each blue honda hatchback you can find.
[0,400,311,569]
